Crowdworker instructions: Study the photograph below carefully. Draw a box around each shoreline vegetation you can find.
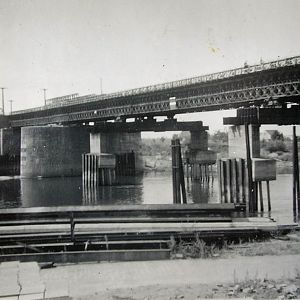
[142,130,299,174]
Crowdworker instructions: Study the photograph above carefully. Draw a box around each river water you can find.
[0,173,298,225]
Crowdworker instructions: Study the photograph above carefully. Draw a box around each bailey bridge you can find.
[1,55,299,128]
[0,56,299,178]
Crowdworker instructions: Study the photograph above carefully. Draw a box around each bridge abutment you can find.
[20,126,90,178]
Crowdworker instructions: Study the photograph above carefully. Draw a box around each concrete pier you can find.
[90,131,143,172]
[0,128,21,175]
[186,129,217,180]
[228,125,260,158]
[0,128,21,156]
[21,126,90,178]
[190,130,208,151]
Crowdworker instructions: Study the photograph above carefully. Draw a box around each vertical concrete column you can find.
[0,128,21,156]
[228,125,260,158]
[90,132,101,154]
[190,130,208,151]
[187,130,216,167]
[21,126,90,178]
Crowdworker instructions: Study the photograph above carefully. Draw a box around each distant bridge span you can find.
[7,56,300,128]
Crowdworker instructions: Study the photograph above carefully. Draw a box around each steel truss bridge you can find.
[7,56,300,128]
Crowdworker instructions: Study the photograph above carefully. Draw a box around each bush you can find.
[264,140,287,153]
[278,152,292,161]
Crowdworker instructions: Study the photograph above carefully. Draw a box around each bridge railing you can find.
[11,55,300,116]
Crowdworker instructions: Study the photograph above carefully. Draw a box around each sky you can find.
[0,0,300,136]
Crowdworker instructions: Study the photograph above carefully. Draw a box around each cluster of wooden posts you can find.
[82,152,136,186]
[82,153,115,186]
[217,158,271,213]
[186,163,214,182]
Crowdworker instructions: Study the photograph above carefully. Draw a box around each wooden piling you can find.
[86,154,89,185]
[231,159,237,203]
[222,160,228,203]
[293,126,298,213]
[175,141,181,203]
[171,140,178,204]
[82,153,116,186]
[225,159,232,203]
[254,181,258,212]
[293,126,300,213]
[239,159,246,204]
[171,139,187,204]
[266,181,271,212]
[258,181,264,212]
[217,157,272,213]
[178,142,187,204]
[217,160,222,203]
[245,124,254,213]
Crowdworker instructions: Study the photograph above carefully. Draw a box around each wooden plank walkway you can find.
[0,204,297,263]
[0,203,244,217]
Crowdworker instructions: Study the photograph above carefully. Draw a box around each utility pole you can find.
[0,87,6,115]
[42,88,47,105]
[9,100,13,115]
[100,78,103,95]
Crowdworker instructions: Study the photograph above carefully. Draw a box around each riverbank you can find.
[143,155,295,174]
[38,232,300,299]
[41,254,300,299]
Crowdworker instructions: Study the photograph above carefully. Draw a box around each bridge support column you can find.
[0,128,21,175]
[190,130,208,151]
[90,132,143,173]
[21,126,90,178]
[228,125,260,158]
[0,128,21,156]
[186,129,217,180]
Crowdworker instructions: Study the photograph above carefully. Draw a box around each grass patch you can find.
[168,231,300,259]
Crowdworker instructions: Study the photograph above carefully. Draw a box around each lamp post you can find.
[0,87,6,115]
[42,88,47,106]
[9,100,13,115]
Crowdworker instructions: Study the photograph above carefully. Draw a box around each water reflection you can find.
[82,176,143,205]
[188,179,218,204]
[21,177,83,207]
[0,177,21,208]
[0,173,298,225]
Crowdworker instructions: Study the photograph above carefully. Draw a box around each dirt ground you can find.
[74,232,300,300]
[79,277,300,300]
[40,231,300,300]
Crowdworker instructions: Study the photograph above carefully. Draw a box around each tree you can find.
[270,130,284,141]
[210,130,228,144]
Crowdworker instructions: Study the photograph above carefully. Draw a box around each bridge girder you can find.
[223,106,300,125]
[90,119,209,133]
[7,58,300,128]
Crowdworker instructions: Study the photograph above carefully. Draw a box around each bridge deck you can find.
[6,55,300,127]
